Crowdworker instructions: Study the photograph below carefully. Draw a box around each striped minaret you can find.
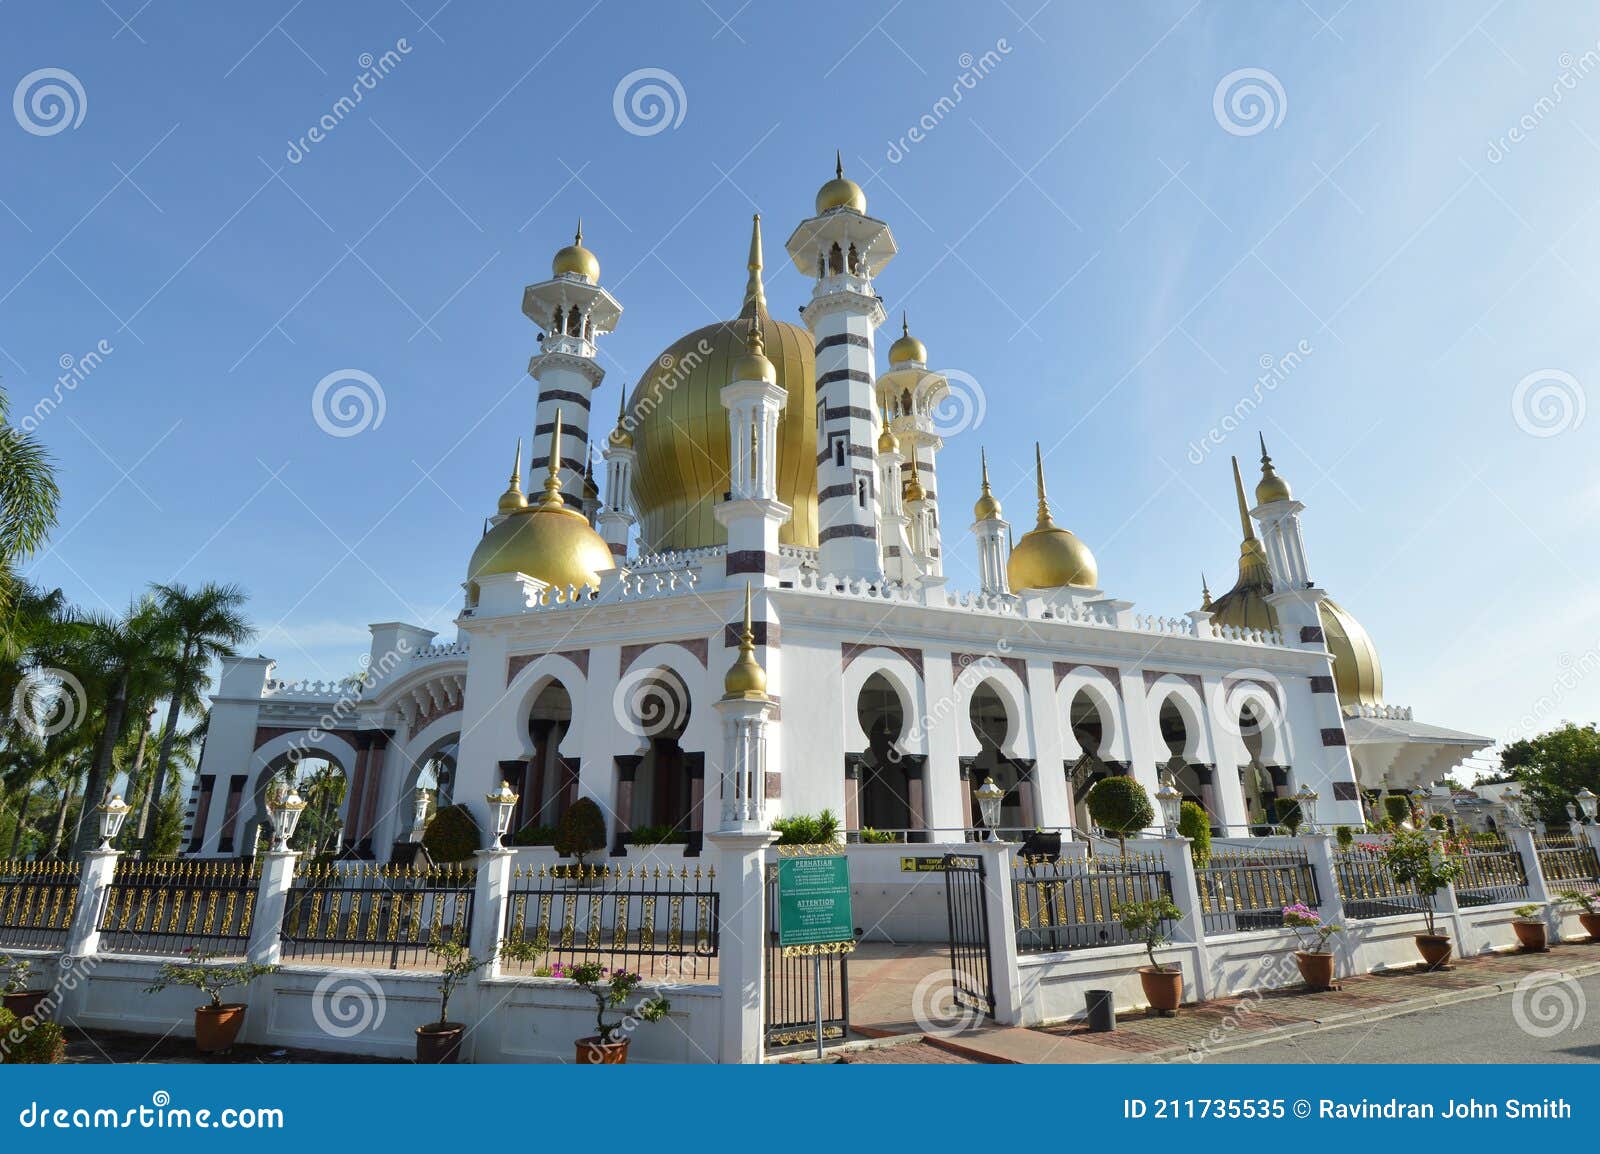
[784,154,897,581]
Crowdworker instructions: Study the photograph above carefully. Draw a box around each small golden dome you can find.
[903,457,926,504]
[1255,434,1292,504]
[552,221,599,282]
[888,313,926,366]
[816,151,866,215]
[973,447,1002,521]
[877,408,899,455]
[497,438,528,514]
[607,392,633,450]
[722,585,768,699]
[468,411,615,594]
[731,313,777,385]
[1006,445,1098,590]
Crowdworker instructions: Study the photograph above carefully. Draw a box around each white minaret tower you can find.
[876,314,948,577]
[903,456,935,573]
[875,409,919,584]
[522,222,622,507]
[786,155,896,582]
[716,217,792,588]
[598,393,637,559]
[971,448,1010,595]
[1250,434,1313,591]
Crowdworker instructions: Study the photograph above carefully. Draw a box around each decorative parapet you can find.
[1210,622,1284,647]
[623,544,725,572]
[410,639,469,661]
[263,677,363,701]
[792,570,919,602]
[1344,702,1414,721]
[1134,613,1197,637]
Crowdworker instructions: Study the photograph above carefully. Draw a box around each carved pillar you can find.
[843,754,864,831]
[903,755,928,842]
[685,752,705,856]
[1012,758,1038,829]
[1189,762,1216,826]
[612,755,641,855]
[958,756,978,831]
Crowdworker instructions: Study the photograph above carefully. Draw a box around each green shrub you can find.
[858,827,898,844]
[1280,800,1304,834]
[1427,814,1447,831]
[422,804,482,862]
[1115,897,1182,971]
[626,824,688,846]
[1086,776,1155,852]
[1382,795,1411,826]
[1178,801,1211,865]
[771,809,840,846]
[555,797,608,864]
[0,1008,65,1064]
[1335,825,1355,849]
[510,823,557,847]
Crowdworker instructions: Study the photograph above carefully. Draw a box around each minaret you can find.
[875,313,947,576]
[715,584,777,830]
[493,438,527,525]
[903,455,934,572]
[580,448,602,526]
[971,448,1010,595]
[522,222,622,506]
[785,154,896,581]
[716,215,792,587]
[1251,435,1312,591]
[598,392,637,558]
[876,407,919,583]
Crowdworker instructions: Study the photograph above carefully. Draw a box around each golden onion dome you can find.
[626,215,816,552]
[497,438,528,515]
[552,222,600,282]
[468,411,615,595]
[816,151,867,215]
[1255,434,1292,504]
[888,313,926,366]
[1006,445,1098,590]
[722,585,768,699]
[973,448,1002,521]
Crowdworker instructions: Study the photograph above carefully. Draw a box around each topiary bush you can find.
[1335,825,1355,849]
[510,823,557,847]
[771,809,840,846]
[422,803,482,862]
[1382,794,1411,827]
[556,797,608,865]
[1178,800,1212,865]
[1086,776,1155,853]
[626,824,688,846]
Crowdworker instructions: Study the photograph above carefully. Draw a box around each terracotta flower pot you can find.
[575,1035,630,1064]
[1294,951,1335,990]
[194,1004,246,1053]
[2,990,50,1022]
[415,1022,465,1064]
[1579,912,1600,942]
[1414,934,1453,970]
[1512,919,1548,953]
[1138,966,1183,1014]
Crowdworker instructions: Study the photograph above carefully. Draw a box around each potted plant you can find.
[560,961,669,1064]
[1365,830,1465,969]
[1557,890,1600,941]
[1117,897,1183,1014]
[144,949,278,1053]
[1,956,50,1022]
[1281,903,1343,989]
[1086,777,1156,856]
[417,936,491,1064]
[0,1008,66,1064]
[1511,904,1548,952]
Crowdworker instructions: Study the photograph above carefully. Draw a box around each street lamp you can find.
[1293,784,1319,833]
[412,787,432,840]
[96,794,131,851]
[1501,788,1528,828]
[267,788,307,852]
[486,780,519,850]
[1154,782,1182,836]
[974,778,1004,842]
[1577,787,1598,824]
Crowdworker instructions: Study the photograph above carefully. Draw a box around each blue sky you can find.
[4,1,1599,761]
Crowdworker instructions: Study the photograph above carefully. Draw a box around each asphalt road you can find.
[1208,972,1600,1064]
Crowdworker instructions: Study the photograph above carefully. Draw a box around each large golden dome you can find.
[626,216,818,552]
[1006,445,1098,590]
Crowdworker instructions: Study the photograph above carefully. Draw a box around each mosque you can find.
[183,161,1488,859]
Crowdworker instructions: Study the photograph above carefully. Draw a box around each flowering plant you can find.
[1281,903,1342,954]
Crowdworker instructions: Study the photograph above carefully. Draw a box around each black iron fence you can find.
[280,862,474,969]
[1333,846,1433,920]
[1013,851,1173,953]
[764,861,848,1047]
[1451,839,1531,907]
[943,853,994,1018]
[501,863,719,981]
[97,859,259,956]
[0,860,79,950]
[1195,847,1320,935]
[1537,840,1600,894]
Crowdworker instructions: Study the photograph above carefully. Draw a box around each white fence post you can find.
[62,850,118,960]
[973,841,1022,1025]
[470,848,514,977]
[705,829,776,1064]
[1148,836,1209,1001]
[1299,832,1349,979]
[246,849,298,967]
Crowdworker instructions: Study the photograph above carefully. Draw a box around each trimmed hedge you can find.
[422,804,481,862]
[1086,776,1155,839]
[1178,800,1212,864]
[556,797,608,862]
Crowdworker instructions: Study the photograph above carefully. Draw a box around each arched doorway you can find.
[1065,689,1114,833]
[853,672,925,840]
[1158,699,1215,830]
[618,669,700,849]
[512,681,574,836]
[1236,700,1282,833]
[252,753,350,858]
[965,681,1033,835]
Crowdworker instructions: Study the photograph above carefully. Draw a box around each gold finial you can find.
[835,149,843,179]
[904,453,926,503]
[722,582,768,698]
[742,212,766,317]
[974,446,1002,521]
[540,409,567,507]
[1201,573,1214,611]
[1255,432,1292,503]
[877,403,899,455]
[575,219,583,245]
[1034,443,1055,527]
[607,390,634,450]
[1231,455,1255,542]
[902,311,909,338]
[498,437,528,513]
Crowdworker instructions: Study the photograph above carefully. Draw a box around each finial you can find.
[741,582,754,648]
[1258,431,1271,465]
[980,446,990,488]
[902,311,910,338]
[617,391,626,425]
[1201,573,1213,611]
[1230,455,1255,542]
[742,212,767,317]
[575,219,584,245]
[510,436,522,485]
[1034,443,1054,526]
[498,436,528,513]
[835,149,843,179]
[540,408,566,506]
[723,582,767,698]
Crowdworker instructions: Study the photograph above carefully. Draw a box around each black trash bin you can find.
[1085,989,1116,1033]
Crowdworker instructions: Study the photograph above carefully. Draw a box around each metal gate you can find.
[763,863,849,1047]
[944,852,995,1018]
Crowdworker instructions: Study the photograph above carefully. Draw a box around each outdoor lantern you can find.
[268,788,307,851]
[974,777,1004,842]
[1567,802,1580,824]
[1155,782,1182,836]
[96,793,131,851]
[412,787,432,837]
[1502,788,1528,826]
[1293,784,1320,832]
[1577,787,1598,823]
[486,780,519,850]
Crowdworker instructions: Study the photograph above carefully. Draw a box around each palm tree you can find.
[136,582,251,856]
[0,385,60,611]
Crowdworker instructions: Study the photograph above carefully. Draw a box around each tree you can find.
[1086,775,1156,855]
[1499,723,1600,822]
[0,386,60,612]
[137,582,251,855]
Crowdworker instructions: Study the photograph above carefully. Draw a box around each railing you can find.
[1451,837,1531,907]
[97,859,260,956]
[1333,846,1432,919]
[501,863,718,981]
[1013,851,1173,953]
[280,862,475,969]
[763,862,847,1047]
[1537,840,1600,894]
[1195,847,1320,934]
[0,860,79,950]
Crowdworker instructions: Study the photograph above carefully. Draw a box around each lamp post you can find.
[1155,782,1182,837]
[96,794,131,851]
[1501,788,1528,828]
[1293,785,1319,834]
[486,781,519,851]
[412,787,432,840]
[1577,787,1598,824]
[266,788,306,852]
[974,777,1004,843]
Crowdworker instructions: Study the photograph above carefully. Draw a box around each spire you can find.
[1201,574,1213,611]
[905,453,926,503]
[1255,432,1292,503]
[1034,443,1055,528]
[973,446,1002,521]
[1229,454,1272,588]
[902,311,910,339]
[1231,455,1256,542]
[741,212,766,318]
[835,149,843,179]
[497,437,528,514]
[574,219,583,246]
[510,437,523,486]
[539,408,567,508]
[722,583,768,698]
